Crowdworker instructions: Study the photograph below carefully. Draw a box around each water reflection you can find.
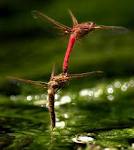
[94,89,103,98]
[107,86,114,94]
[79,89,94,97]
[56,121,65,128]
[114,81,121,88]
[55,95,72,107]
[129,80,134,87]
[107,95,114,101]
[34,95,40,100]
[79,78,134,102]
[60,96,71,104]
[34,100,47,107]
[26,95,32,101]
[55,94,60,100]
[9,78,134,105]
[121,83,128,92]
[10,95,17,101]
[63,113,69,119]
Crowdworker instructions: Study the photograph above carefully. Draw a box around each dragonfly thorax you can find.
[48,74,69,91]
[72,22,96,39]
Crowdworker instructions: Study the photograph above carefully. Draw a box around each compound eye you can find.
[91,22,96,26]
[88,21,95,25]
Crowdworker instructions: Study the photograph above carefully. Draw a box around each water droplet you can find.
[40,94,47,99]
[121,83,128,92]
[94,89,103,98]
[64,113,69,119]
[104,148,116,150]
[34,95,40,100]
[55,101,60,107]
[60,96,71,105]
[88,90,94,97]
[131,143,134,148]
[107,86,114,94]
[34,100,46,106]
[107,95,114,101]
[27,95,32,101]
[56,118,59,121]
[114,81,121,88]
[55,94,60,100]
[79,89,89,96]
[46,102,49,108]
[129,79,134,87]
[79,89,94,97]
[56,121,65,128]
[10,95,17,101]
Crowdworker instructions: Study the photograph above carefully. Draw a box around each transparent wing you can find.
[32,10,71,34]
[51,64,56,79]
[8,76,48,88]
[68,9,78,26]
[68,71,103,79]
[94,25,129,33]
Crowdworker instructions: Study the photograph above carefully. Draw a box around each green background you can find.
[0,0,134,149]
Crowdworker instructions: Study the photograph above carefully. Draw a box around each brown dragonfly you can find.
[8,68,103,129]
[32,10,128,73]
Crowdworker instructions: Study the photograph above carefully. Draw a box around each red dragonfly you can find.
[33,10,128,73]
[9,68,103,129]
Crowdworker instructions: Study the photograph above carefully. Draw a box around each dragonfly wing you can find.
[50,64,56,79]
[68,9,78,26]
[94,25,129,33]
[68,71,103,79]
[8,76,48,88]
[32,10,71,34]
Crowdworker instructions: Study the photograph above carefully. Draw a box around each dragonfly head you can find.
[87,22,96,31]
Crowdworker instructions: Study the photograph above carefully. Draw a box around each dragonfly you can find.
[8,67,103,129]
[32,10,128,73]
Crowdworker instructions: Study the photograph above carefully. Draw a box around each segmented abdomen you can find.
[48,89,55,129]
